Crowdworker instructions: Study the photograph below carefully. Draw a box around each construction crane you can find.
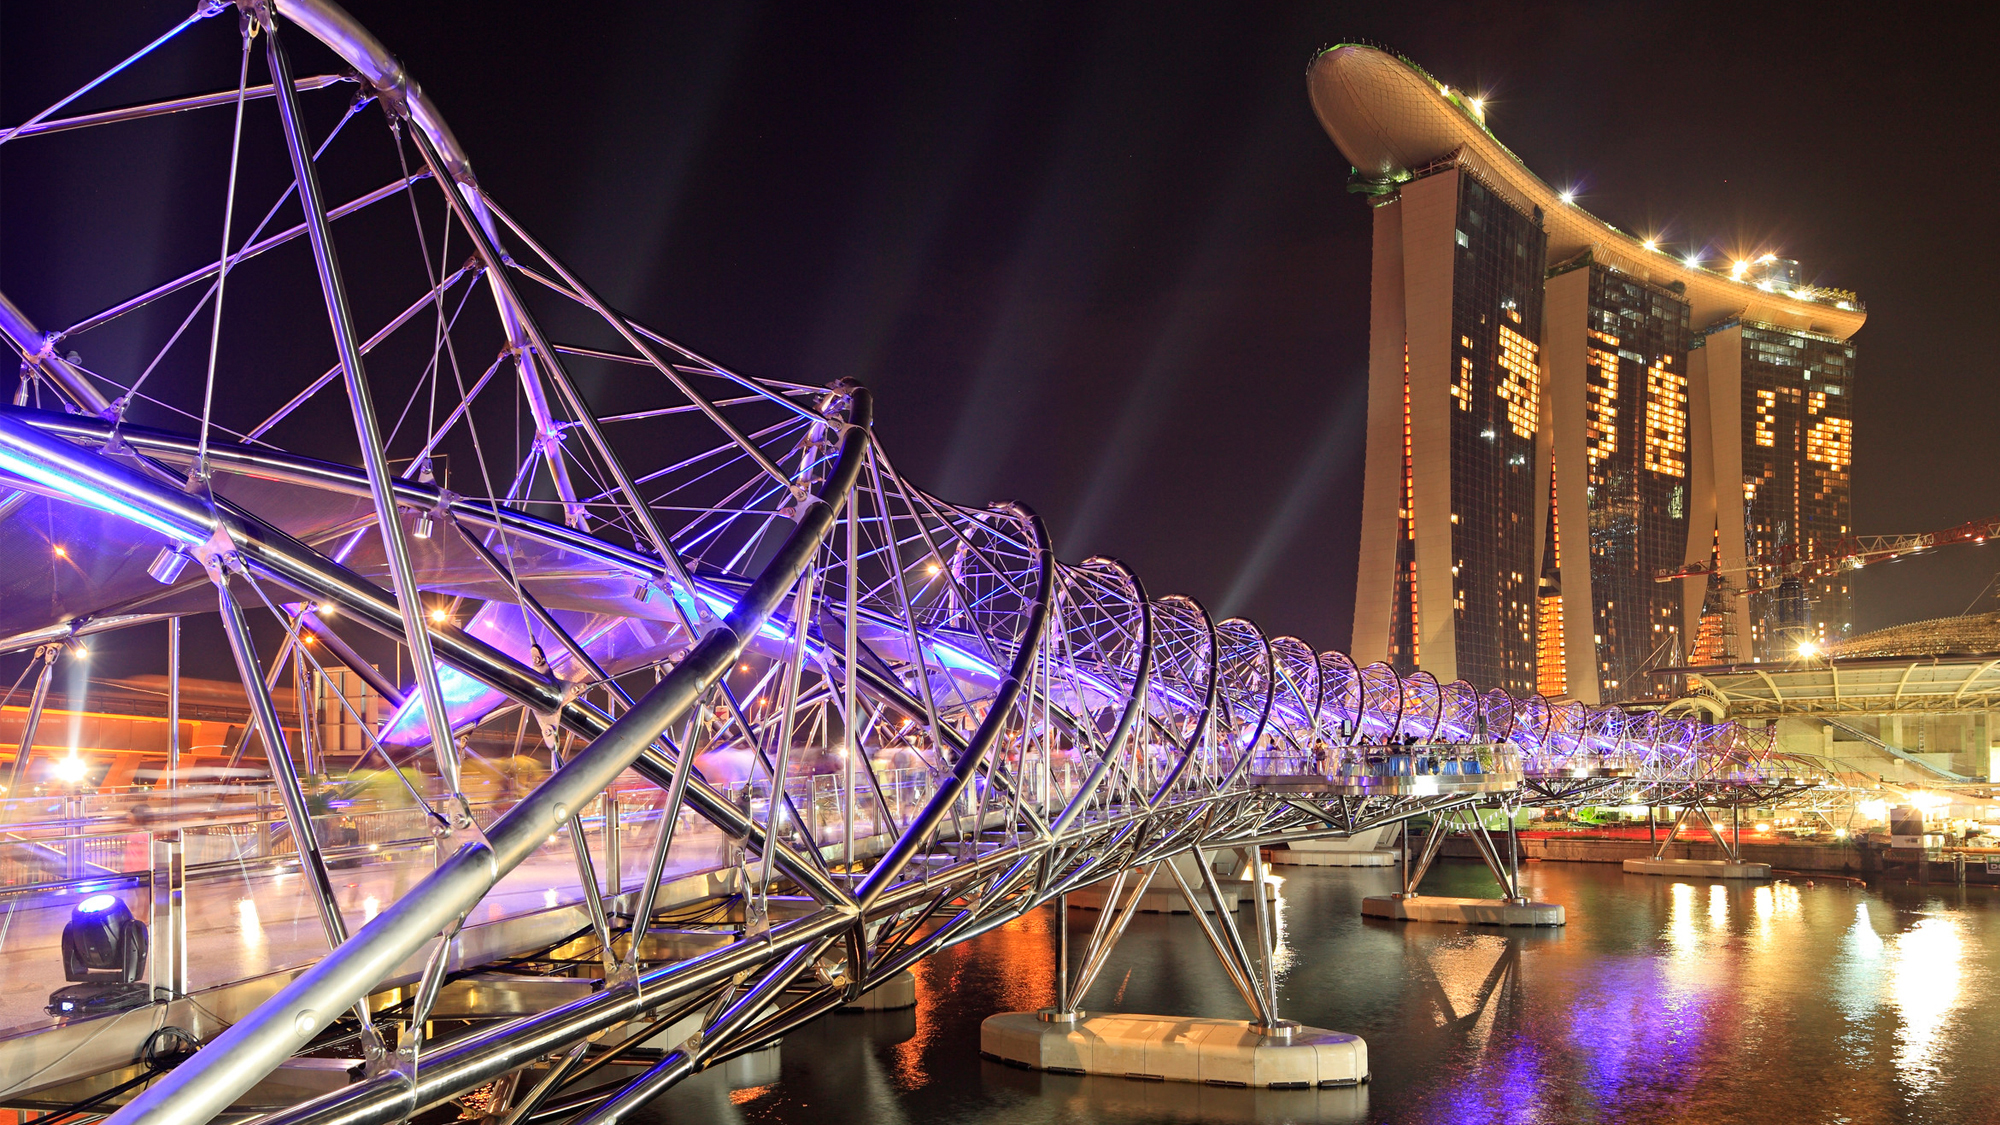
[1654,514,2000,589]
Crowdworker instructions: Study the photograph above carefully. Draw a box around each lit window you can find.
[1494,324,1540,439]
[1643,358,1687,477]
[1585,347,1620,466]
[1806,414,1852,469]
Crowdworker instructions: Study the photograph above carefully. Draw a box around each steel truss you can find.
[0,5,1817,1123]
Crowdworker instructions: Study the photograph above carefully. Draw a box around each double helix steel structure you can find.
[0,4,1815,1122]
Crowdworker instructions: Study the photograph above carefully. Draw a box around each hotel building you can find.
[1309,45,1865,700]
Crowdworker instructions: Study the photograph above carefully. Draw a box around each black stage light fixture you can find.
[47,893,150,1018]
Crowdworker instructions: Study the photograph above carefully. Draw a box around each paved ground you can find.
[0,793,906,1038]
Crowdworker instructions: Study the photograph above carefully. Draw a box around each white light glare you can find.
[52,756,87,784]
[1642,239,1659,252]
[1796,641,1818,659]
[1558,190,1576,205]
[1683,254,1702,268]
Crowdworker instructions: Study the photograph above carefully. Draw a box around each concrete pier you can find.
[981,1012,1367,1088]
[1360,894,1564,927]
[1622,857,1771,879]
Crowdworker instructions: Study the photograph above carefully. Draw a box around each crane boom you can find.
[1655,514,2000,583]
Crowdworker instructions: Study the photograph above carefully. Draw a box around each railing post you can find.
[66,790,86,879]
[167,618,180,790]
[603,793,621,901]
[150,828,187,999]
[1051,891,1070,1016]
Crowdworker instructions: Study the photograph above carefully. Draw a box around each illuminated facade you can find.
[1690,319,1857,659]
[1359,163,1545,696]
[1310,44,1865,695]
[1540,255,1693,701]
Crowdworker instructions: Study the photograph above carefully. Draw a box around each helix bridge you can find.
[0,3,1822,1122]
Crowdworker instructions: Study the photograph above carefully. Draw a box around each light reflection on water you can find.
[1887,914,1966,1093]
[644,861,2000,1125]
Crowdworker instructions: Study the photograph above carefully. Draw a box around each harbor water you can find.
[643,859,2000,1124]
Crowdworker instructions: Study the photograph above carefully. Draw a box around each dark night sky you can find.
[4,1,1999,673]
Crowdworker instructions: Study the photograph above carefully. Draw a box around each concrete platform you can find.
[1360,894,1564,927]
[1622,857,1772,879]
[980,1011,1366,1088]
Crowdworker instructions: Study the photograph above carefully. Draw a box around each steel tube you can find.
[103,390,870,1125]
[1049,564,1153,836]
[212,577,352,953]
[1247,845,1280,1026]
[5,647,56,796]
[1194,846,1276,1028]
[264,18,463,796]
[401,125,695,593]
[852,505,1055,912]
[0,291,110,416]
[166,618,180,787]
[0,408,842,906]
[1147,599,1219,806]
[5,74,352,140]
[624,728,693,969]
[1163,856,1261,1016]
[571,938,831,1125]
[0,612,178,657]
[257,910,849,1125]
[1053,891,1069,1013]
[1069,862,1158,1002]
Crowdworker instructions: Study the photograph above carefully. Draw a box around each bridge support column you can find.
[1361,807,1564,926]
[1622,801,1771,879]
[986,846,1365,1088]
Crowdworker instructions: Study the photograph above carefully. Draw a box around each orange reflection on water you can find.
[891,905,1058,1090]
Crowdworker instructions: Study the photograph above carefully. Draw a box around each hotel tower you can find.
[1309,45,1865,701]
